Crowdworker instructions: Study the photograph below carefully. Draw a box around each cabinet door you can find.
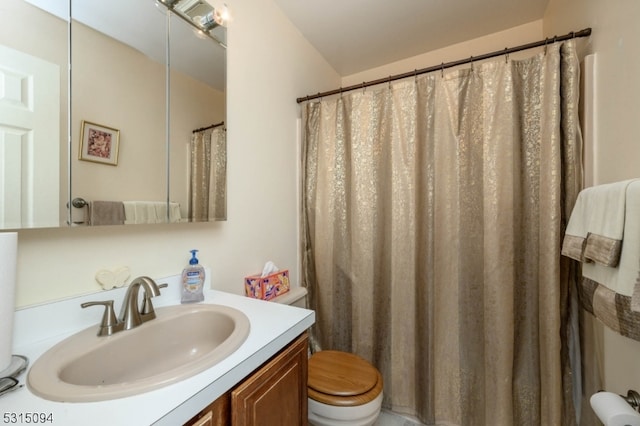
[184,393,230,426]
[231,333,308,426]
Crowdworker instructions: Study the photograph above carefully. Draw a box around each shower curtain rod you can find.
[192,121,225,133]
[297,27,591,103]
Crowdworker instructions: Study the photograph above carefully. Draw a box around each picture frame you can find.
[78,120,120,166]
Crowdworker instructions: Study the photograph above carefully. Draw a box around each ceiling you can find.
[273,0,550,76]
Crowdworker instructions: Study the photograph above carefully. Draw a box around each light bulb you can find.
[217,6,230,25]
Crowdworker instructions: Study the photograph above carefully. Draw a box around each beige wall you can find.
[342,21,543,87]
[544,0,640,398]
[13,0,340,307]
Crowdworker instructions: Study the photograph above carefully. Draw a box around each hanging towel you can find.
[564,180,640,312]
[123,201,156,224]
[123,201,182,224]
[562,179,638,266]
[570,181,640,333]
[169,202,182,223]
[89,201,126,226]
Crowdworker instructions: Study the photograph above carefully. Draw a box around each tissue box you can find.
[245,270,290,301]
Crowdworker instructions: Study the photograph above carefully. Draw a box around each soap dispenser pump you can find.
[181,249,205,303]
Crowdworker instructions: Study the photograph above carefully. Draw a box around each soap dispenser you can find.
[181,249,205,303]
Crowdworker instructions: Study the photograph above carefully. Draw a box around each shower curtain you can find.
[189,126,227,221]
[301,41,583,425]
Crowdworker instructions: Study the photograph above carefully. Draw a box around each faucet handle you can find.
[81,300,120,336]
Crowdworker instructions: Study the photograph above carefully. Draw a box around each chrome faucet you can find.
[81,276,167,336]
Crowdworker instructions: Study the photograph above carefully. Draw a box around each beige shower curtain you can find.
[189,126,227,221]
[301,41,583,425]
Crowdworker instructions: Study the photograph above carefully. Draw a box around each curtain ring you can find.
[470,56,474,72]
[414,69,418,84]
[441,62,444,78]
[544,37,548,55]
[362,82,366,93]
[388,77,392,90]
[504,47,509,63]
[339,87,343,98]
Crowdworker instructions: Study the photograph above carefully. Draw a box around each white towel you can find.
[563,179,638,265]
[123,201,182,224]
[153,202,166,222]
[577,181,640,310]
[153,202,182,223]
[124,201,155,224]
[169,202,182,223]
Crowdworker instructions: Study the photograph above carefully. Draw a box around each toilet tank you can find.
[270,287,307,308]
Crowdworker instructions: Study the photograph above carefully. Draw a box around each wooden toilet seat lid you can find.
[308,350,379,397]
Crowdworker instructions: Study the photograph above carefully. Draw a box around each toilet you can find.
[271,287,384,426]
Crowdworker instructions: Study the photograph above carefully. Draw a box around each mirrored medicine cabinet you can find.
[0,0,227,230]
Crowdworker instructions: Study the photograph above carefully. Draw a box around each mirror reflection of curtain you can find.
[188,126,226,221]
[302,41,587,425]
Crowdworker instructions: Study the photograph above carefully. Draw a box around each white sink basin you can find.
[27,304,250,402]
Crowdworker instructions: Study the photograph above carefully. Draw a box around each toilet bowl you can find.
[271,288,384,426]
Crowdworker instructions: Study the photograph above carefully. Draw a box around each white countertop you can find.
[0,273,315,425]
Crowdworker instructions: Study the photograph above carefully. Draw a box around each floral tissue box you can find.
[244,270,290,301]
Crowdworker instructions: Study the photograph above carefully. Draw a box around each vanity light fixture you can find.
[197,11,218,31]
[174,0,201,15]
[156,0,228,46]
[204,0,230,26]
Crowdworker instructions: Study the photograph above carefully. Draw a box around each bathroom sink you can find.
[27,304,250,402]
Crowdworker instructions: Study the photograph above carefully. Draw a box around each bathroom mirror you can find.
[69,0,169,226]
[70,0,227,226]
[0,0,227,230]
[168,8,227,222]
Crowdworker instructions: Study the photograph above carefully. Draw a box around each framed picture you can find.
[78,120,120,166]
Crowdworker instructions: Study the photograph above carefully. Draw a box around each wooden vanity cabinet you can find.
[232,332,308,425]
[184,394,230,426]
[185,332,308,426]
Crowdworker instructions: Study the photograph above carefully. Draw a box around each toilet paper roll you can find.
[0,232,17,372]
[591,392,640,426]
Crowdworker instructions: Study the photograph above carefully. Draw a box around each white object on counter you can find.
[4,272,314,426]
[0,232,18,372]
[591,392,640,426]
[261,261,279,277]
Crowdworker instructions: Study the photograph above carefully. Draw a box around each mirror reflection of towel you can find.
[89,201,126,226]
[122,201,182,224]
